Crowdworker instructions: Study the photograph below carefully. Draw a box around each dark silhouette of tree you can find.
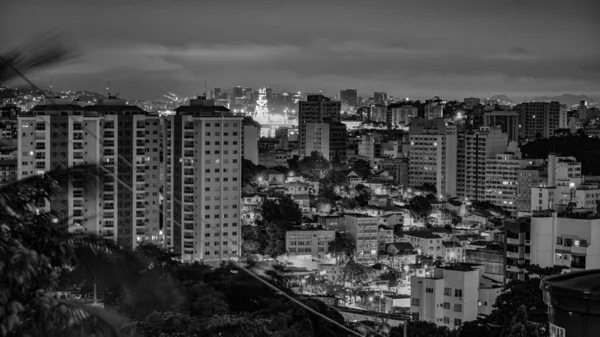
[503,305,539,337]
[298,151,330,176]
[408,195,432,221]
[327,232,356,263]
[348,159,372,179]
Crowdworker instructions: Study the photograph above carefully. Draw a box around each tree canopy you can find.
[408,195,432,221]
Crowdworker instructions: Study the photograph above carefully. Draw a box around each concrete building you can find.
[515,101,567,140]
[516,163,548,216]
[380,157,409,187]
[258,150,291,168]
[457,126,508,201]
[345,215,379,264]
[399,231,443,258]
[485,151,544,215]
[531,212,600,271]
[410,263,502,329]
[425,103,444,120]
[531,155,583,212]
[18,97,161,249]
[18,99,103,236]
[358,134,376,161]
[285,228,335,258]
[91,97,161,249]
[305,122,330,160]
[373,92,387,105]
[163,96,242,264]
[389,105,418,126]
[340,89,358,111]
[298,94,341,158]
[0,106,18,187]
[408,118,457,197]
[504,218,531,281]
[242,125,259,165]
[483,111,519,143]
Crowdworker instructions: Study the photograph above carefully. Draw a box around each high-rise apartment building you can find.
[408,118,457,197]
[485,152,522,215]
[515,101,567,140]
[305,122,330,160]
[516,162,547,216]
[457,126,508,201]
[373,92,387,105]
[17,97,162,249]
[232,86,244,99]
[96,97,162,249]
[425,103,444,120]
[344,215,379,264]
[163,96,242,264]
[0,104,19,187]
[18,99,103,235]
[389,105,418,126]
[340,89,358,110]
[483,111,519,143]
[298,94,341,158]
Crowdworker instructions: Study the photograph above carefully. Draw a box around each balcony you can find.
[507,251,521,259]
[507,238,523,245]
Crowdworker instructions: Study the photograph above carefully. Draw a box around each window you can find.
[411,298,420,306]
[443,302,450,309]
[444,288,452,296]
[453,304,462,312]
[454,289,463,297]
[425,288,434,293]
[443,317,450,324]
[556,236,563,245]
[454,319,462,326]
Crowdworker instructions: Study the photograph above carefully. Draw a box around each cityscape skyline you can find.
[2,0,600,101]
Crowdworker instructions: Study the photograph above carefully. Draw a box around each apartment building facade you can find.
[285,228,335,258]
[515,101,567,140]
[408,118,457,197]
[344,215,379,264]
[163,96,242,264]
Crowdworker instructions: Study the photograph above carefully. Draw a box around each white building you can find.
[18,97,162,249]
[163,96,242,265]
[531,212,600,271]
[399,231,443,258]
[410,264,502,329]
[408,118,457,197]
[358,134,376,161]
[531,155,583,212]
[242,125,259,165]
[389,105,418,126]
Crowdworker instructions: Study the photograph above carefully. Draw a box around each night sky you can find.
[2,0,599,100]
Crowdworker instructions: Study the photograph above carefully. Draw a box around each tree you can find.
[261,194,302,225]
[379,269,400,290]
[408,195,432,221]
[298,151,330,176]
[348,159,372,179]
[354,184,373,207]
[343,261,374,286]
[328,232,356,264]
[320,169,349,202]
[0,31,79,86]
[0,165,124,336]
[441,208,461,226]
[503,305,539,337]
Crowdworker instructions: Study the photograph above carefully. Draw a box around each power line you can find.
[3,61,387,337]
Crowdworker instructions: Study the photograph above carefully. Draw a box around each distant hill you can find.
[58,90,106,101]
[487,94,513,103]
[531,94,596,107]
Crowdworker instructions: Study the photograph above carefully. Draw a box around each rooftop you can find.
[439,262,483,272]
[442,241,463,248]
[402,231,442,239]
[541,269,600,300]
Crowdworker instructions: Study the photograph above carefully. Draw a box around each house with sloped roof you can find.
[347,171,363,187]
[399,231,444,258]
[263,169,286,183]
[381,242,418,267]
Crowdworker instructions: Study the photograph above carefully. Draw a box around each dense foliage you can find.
[521,135,600,175]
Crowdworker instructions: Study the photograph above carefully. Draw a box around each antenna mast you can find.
[106,80,111,97]
[49,78,53,93]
